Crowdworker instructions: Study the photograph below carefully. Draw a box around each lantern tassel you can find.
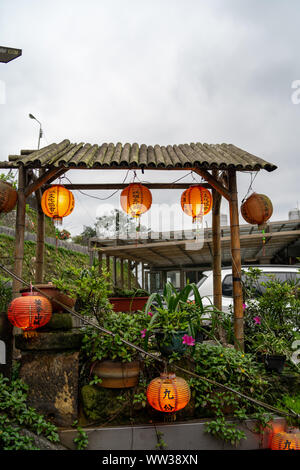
[23,330,38,339]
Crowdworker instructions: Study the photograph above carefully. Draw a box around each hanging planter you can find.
[0,181,17,214]
[91,360,141,389]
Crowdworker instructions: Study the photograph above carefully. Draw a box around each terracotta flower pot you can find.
[109,296,149,313]
[92,360,140,388]
[20,283,75,313]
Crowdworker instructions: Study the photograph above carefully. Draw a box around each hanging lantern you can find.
[241,193,273,228]
[146,373,191,413]
[120,183,152,218]
[181,185,213,222]
[7,293,52,334]
[0,181,17,214]
[270,431,300,450]
[41,185,75,224]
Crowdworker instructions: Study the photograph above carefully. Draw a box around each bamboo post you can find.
[212,172,226,345]
[12,166,27,298]
[35,186,45,283]
[98,251,103,275]
[142,263,145,289]
[135,262,139,288]
[180,269,185,290]
[127,260,132,289]
[106,255,110,278]
[120,258,124,289]
[113,256,117,287]
[228,169,244,350]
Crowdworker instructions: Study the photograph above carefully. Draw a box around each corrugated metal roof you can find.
[5,139,277,171]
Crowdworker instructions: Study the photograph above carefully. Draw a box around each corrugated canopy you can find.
[5,139,277,171]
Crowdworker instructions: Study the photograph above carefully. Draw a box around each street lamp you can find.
[29,114,43,150]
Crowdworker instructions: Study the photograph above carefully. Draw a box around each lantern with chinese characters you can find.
[270,431,300,450]
[120,183,152,218]
[146,373,191,413]
[241,193,273,228]
[41,184,75,224]
[7,293,52,334]
[181,185,212,222]
[0,181,17,214]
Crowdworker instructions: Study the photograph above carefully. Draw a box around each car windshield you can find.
[222,271,300,297]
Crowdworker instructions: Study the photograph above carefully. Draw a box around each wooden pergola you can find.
[1,140,277,349]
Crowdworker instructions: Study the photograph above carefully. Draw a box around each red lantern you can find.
[120,183,152,218]
[270,431,300,450]
[146,373,191,413]
[181,185,212,222]
[241,193,273,227]
[7,293,52,333]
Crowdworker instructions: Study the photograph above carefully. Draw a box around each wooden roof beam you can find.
[193,167,231,200]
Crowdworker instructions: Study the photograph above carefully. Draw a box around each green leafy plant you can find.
[250,331,289,356]
[81,311,150,363]
[0,374,60,450]
[142,282,219,351]
[0,275,12,312]
[0,172,17,188]
[189,343,277,446]
[72,420,88,450]
[110,287,149,298]
[52,261,113,324]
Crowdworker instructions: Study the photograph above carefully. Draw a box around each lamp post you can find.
[29,114,43,149]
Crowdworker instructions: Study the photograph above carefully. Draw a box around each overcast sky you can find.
[0,0,299,235]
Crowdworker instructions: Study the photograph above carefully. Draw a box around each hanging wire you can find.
[61,169,131,201]
[241,171,259,205]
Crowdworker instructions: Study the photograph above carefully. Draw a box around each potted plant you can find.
[82,311,149,388]
[143,282,214,356]
[250,331,289,373]
[51,263,112,323]
[109,287,149,313]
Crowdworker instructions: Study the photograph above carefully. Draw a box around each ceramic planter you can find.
[20,283,75,313]
[155,330,188,356]
[92,360,140,388]
[109,296,149,313]
[264,355,286,373]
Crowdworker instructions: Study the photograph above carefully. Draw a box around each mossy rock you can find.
[38,313,73,331]
[15,330,84,351]
[81,385,131,422]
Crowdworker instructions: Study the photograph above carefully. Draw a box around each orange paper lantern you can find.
[146,373,191,413]
[120,183,152,218]
[241,193,273,227]
[270,431,300,450]
[41,185,75,224]
[0,181,17,214]
[7,293,52,332]
[181,185,212,222]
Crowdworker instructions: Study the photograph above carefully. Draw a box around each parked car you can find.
[189,265,300,316]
